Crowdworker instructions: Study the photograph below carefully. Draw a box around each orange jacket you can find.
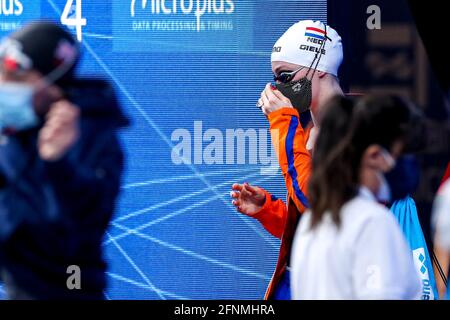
[251,107,312,299]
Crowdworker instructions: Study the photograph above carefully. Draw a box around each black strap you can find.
[306,24,328,81]
[432,250,448,288]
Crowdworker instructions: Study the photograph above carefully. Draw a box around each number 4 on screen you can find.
[61,0,87,42]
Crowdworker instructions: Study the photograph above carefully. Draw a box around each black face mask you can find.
[274,26,327,115]
[275,77,312,114]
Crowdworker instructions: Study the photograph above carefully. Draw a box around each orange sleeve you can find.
[250,189,288,239]
[267,107,311,213]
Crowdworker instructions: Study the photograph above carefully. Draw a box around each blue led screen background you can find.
[0,0,327,299]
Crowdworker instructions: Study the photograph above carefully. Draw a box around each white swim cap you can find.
[271,20,343,77]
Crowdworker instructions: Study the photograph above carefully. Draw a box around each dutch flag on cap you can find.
[305,26,326,40]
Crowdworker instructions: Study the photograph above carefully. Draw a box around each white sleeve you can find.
[433,182,450,251]
[352,210,422,300]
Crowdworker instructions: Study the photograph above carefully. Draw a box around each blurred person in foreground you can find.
[0,21,128,299]
[290,95,422,299]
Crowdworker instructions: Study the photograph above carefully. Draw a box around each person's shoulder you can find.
[343,196,406,251]
[433,179,450,227]
[344,195,387,216]
[343,195,395,228]
[438,179,450,196]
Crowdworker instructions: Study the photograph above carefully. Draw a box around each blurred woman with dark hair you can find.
[290,95,422,299]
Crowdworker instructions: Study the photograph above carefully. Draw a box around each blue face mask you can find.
[0,82,39,132]
[385,155,420,201]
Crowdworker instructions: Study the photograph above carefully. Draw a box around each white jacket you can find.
[291,187,422,300]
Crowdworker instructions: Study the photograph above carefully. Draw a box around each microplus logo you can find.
[113,0,252,52]
[0,1,40,34]
[0,0,23,16]
[130,0,235,32]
